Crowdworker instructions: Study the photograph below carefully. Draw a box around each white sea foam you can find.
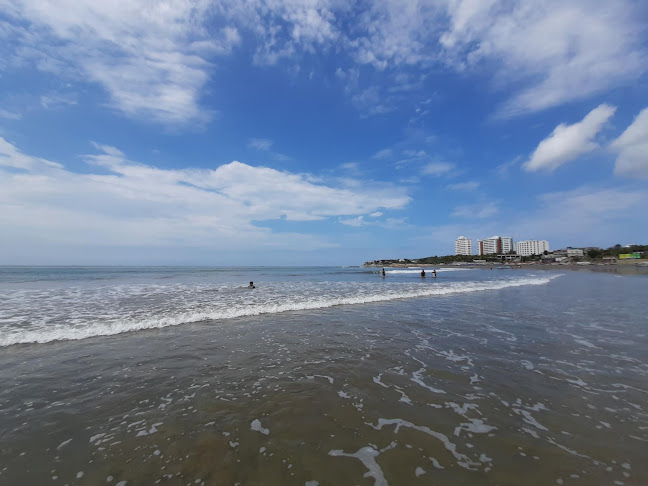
[386,268,470,274]
[0,275,560,346]
[368,418,482,470]
[251,419,269,435]
[57,439,72,450]
[328,442,396,486]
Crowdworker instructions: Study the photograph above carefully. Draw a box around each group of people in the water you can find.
[381,268,436,278]
[250,268,437,288]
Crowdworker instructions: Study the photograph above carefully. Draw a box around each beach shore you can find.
[366,261,648,275]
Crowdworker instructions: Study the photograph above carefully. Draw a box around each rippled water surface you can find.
[0,266,646,485]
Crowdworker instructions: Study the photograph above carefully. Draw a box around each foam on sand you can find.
[368,418,484,470]
[251,419,269,435]
[329,442,396,486]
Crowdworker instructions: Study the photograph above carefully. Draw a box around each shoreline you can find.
[365,261,648,275]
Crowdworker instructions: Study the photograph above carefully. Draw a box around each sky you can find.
[1,0,647,266]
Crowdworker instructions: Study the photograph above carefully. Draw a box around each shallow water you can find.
[0,267,646,485]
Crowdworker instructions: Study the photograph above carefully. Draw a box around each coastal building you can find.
[477,236,513,255]
[515,240,550,256]
[566,248,584,257]
[501,237,514,254]
[455,236,473,255]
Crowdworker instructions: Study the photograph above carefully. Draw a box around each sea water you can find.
[0,266,646,485]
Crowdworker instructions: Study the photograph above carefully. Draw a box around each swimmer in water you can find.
[382,268,386,277]
[248,281,256,289]
[421,269,426,278]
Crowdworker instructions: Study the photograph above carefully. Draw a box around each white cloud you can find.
[422,162,454,176]
[249,138,274,150]
[440,0,646,116]
[523,104,616,172]
[2,1,643,123]
[349,0,439,69]
[0,108,22,120]
[447,181,479,191]
[610,107,648,179]
[40,93,77,109]
[338,214,409,229]
[372,148,392,159]
[369,211,383,217]
[1,0,240,126]
[351,86,394,116]
[0,137,410,259]
[339,216,365,227]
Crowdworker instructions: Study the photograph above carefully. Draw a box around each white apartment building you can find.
[515,240,550,256]
[477,236,513,255]
[501,237,513,254]
[455,236,473,255]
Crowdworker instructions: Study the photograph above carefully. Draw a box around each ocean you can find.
[0,266,646,485]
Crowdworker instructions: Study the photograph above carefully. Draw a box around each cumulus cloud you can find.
[523,104,616,172]
[610,107,648,179]
[0,137,410,258]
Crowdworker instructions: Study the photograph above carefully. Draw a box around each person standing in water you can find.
[432,269,437,278]
[421,269,426,278]
[382,268,386,278]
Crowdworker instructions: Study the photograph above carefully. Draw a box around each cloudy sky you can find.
[1,0,647,265]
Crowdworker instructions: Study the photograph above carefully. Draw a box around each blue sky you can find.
[1,0,647,265]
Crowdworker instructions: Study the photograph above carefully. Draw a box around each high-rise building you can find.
[501,237,514,254]
[455,236,473,255]
[477,235,512,255]
[515,240,550,256]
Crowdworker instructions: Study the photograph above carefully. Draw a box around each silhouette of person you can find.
[382,268,386,278]
[432,269,437,278]
[421,269,426,278]
[248,281,256,289]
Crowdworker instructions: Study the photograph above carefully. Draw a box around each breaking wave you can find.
[0,275,560,347]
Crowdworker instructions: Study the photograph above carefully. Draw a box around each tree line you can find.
[587,244,648,259]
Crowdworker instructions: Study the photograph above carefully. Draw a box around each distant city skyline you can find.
[1,1,647,265]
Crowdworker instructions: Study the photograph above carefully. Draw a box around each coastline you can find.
[365,261,648,275]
